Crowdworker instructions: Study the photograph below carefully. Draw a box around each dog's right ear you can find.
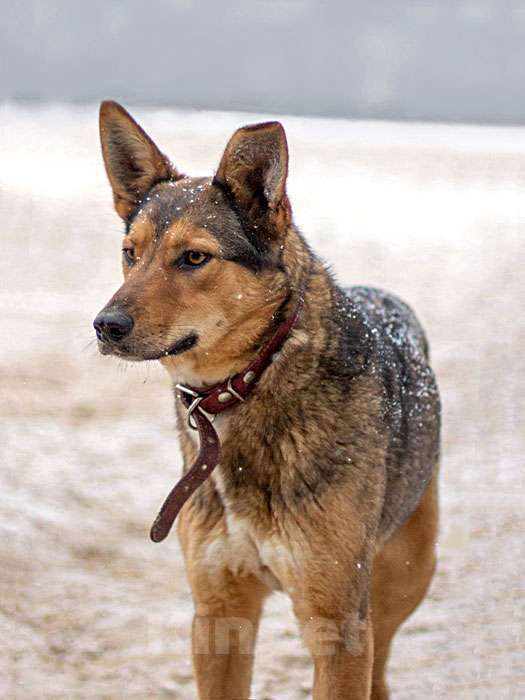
[99,101,180,220]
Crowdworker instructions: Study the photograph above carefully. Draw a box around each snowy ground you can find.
[1,103,524,699]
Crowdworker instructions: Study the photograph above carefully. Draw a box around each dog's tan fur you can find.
[95,101,440,699]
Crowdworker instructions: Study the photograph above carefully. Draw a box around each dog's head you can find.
[93,102,294,383]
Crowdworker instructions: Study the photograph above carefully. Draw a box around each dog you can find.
[94,101,440,700]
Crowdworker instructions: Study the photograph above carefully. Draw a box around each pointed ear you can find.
[215,121,291,234]
[99,101,180,220]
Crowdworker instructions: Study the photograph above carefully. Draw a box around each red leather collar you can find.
[150,296,303,542]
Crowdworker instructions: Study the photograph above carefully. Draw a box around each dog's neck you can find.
[149,285,309,542]
[168,283,303,383]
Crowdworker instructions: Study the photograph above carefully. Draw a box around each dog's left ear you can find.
[99,101,180,220]
[215,121,291,235]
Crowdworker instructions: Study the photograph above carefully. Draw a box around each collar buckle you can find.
[226,377,245,402]
[176,383,215,430]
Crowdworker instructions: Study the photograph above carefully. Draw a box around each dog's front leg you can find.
[284,520,377,699]
[178,503,270,699]
[189,566,269,700]
[297,604,374,700]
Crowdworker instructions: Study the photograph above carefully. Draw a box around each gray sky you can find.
[2,0,525,124]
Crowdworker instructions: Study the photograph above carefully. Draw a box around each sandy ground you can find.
[1,103,524,699]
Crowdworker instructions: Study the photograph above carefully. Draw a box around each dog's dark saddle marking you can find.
[150,296,303,542]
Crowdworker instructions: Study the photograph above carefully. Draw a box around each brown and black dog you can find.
[94,101,440,700]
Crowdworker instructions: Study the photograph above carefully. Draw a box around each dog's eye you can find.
[181,251,211,268]
[122,248,135,265]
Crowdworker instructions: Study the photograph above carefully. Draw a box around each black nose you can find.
[93,310,134,342]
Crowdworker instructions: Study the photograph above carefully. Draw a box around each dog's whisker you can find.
[81,338,97,352]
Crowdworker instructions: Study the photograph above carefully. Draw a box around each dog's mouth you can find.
[98,333,198,361]
[158,333,199,359]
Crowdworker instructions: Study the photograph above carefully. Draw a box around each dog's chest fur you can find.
[203,508,291,591]
[186,415,294,590]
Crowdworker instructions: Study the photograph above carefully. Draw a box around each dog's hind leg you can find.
[370,472,439,700]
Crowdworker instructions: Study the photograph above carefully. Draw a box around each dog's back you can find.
[336,285,440,540]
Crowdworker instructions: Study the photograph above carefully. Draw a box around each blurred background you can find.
[1,2,524,699]
[3,0,525,123]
